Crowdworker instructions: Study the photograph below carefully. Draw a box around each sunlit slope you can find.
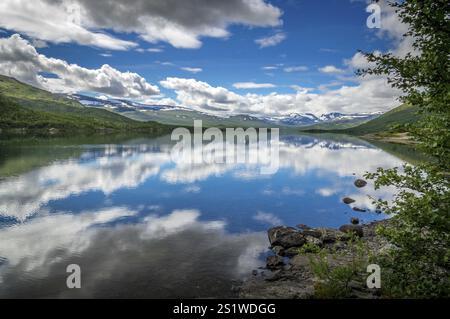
[0,75,171,132]
[343,104,421,135]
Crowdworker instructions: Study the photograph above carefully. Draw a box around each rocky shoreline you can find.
[239,220,389,299]
[239,179,390,299]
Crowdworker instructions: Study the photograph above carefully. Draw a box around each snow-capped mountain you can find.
[68,94,177,112]
[318,112,382,122]
[278,113,320,126]
[259,113,319,126]
[263,112,381,127]
[68,94,382,128]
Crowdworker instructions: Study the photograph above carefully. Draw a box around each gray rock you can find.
[266,255,284,270]
[240,220,392,299]
[274,232,306,249]
[289,255,310,270]
[264,270,283,282]
[354,179,368,188]
[353,207,367,212]
[297,224,312,230]
[268,226,297,246]
[343,197,356,204]
[271,246,285,256]
[316,228,343,243]
[339,224,364,237]
[239,276,315,299]
[351,217,360,225]
[284,247,301,257]
[302,229,322,238]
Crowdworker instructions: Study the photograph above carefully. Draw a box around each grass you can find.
[301,104,422,137]
[300,116,377,131]
[307,238,374,299]
[0,75,82,108]
[343,104,422,135]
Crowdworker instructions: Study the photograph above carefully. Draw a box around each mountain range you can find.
[69,93,381,128]
[0,75,420,136]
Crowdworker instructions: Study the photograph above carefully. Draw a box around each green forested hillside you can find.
[0,75,171,134]
[343,104,421,135]
[299,116,376,131]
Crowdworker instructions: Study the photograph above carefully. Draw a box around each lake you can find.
[0,133,409,298]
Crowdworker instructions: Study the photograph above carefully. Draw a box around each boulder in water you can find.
[343,197,356,204]
[268,226,306,249]
[354,179,368,188]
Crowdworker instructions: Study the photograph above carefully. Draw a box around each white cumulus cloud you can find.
[0,34,160,98]
[160,76,401,117]
[0,0,282,50]
[0,0,137,50]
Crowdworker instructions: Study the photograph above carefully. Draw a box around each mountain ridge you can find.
[0,75,420,136]
[0,75,173,134]
[71,93,382,128]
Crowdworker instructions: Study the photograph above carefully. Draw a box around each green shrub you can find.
[359,0,450,298]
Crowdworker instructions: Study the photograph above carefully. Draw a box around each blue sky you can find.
[0,0,407,117]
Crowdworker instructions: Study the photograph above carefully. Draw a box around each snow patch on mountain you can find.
[69,94,382,127]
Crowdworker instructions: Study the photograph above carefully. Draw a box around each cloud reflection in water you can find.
[0,208,267,298]
[0,136,404,221]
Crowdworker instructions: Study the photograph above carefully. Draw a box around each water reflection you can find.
[0,135,403,221]
[0,208,266,298]
[0,134,410,298]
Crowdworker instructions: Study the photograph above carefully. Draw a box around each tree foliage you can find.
[359,0,450,297]
[0,92,171,134]
[359,0,450,168]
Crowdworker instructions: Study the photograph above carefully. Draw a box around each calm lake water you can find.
[0,133,409,298]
